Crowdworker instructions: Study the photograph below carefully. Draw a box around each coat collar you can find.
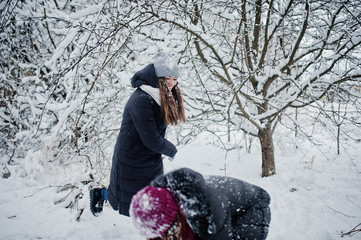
[139,85,160,106]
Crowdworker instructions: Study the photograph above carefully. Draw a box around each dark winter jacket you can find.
[151,168,271,240]
[107,64,177,216]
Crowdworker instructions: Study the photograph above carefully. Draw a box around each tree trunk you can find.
[258,125,276,177]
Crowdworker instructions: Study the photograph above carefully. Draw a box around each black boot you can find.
[90,188,105,216]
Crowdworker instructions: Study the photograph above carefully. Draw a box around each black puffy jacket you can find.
[151,168,271,240]
[107,64,177,216]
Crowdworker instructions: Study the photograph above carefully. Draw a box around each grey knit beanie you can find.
[153,52,179,78]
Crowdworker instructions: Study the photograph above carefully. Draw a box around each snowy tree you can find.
[0,0,162,217]
[133,0,361,176]
[1,0,142,180]
[1,0,360,181]
[1,0,54,165]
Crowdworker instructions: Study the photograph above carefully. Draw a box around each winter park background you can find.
[1,1,361,240]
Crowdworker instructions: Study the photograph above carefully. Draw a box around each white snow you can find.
[1,132,360,240]
[3,1,361,239]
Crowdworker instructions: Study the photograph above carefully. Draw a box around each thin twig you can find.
[341,223,361,237]
[325,205,355,218]
[23,185,59,198]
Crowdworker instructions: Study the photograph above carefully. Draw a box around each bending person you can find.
[130,168,271,240]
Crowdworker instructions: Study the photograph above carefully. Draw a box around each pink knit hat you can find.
[129,186,179,238]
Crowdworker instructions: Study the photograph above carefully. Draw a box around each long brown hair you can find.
[158,78,186,125]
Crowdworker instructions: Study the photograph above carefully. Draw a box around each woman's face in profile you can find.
[165,76,178,91]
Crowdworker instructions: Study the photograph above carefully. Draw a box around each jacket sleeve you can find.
[205,175,271,240]
[128,90,177,157]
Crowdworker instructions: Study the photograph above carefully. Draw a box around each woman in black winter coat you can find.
[90,52,186,217]
[130,168,271,240]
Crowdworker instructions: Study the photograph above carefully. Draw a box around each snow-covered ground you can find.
[1,135,360,240]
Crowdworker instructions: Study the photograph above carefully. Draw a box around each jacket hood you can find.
[131,64,158,88]
[151,168,227,237]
